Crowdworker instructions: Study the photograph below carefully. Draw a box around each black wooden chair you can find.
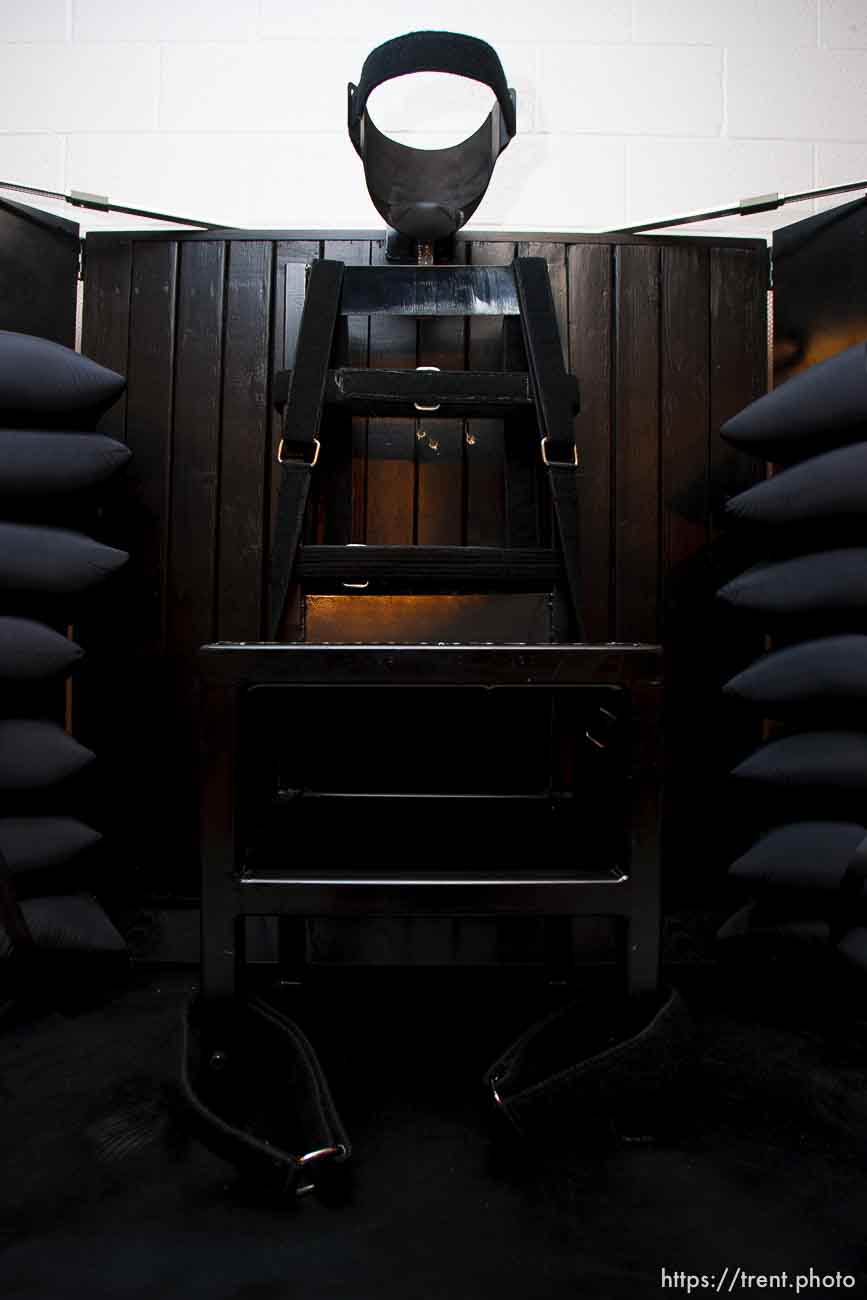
[198,256,663,1002]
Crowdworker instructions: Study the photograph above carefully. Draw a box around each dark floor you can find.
[2,959,867,1300]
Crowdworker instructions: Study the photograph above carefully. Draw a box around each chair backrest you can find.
[274,260,577,644]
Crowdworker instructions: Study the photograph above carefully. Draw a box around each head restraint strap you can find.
[348,30,516,150]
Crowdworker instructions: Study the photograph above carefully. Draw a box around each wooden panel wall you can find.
[81,231,767,902]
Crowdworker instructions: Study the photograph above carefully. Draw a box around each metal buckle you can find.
[541,436,578,468]
[294,1143,347,1198]
[277,437,321,468]
[414,365,441,412]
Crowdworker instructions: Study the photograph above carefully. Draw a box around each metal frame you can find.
[199,643,663,1001]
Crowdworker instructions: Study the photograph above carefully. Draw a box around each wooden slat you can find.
[340,264,519,315]
[74,238,135,761]
[567,242,613,641]
[708,246,768,864]
[709,248,768,525]
[125,240,178,657]
[659,244,712,890]
[661,245,710,622]
[365,239,417,545]
[167,240,225,657]
[416,242,467,546]
[163,241,226,882]
[614,243,661,643]
[217,240,272,640]
[0,204,78,347]
[81,238,132,440]
[466,241,513,547]
[117,238,179,889]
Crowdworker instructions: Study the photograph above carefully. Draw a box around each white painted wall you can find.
[1,0,866,239]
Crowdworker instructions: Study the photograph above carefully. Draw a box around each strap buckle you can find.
[277,437,321,468]
[541,436,578,468]
[414,365,441,412]
[294,1143,348,1197]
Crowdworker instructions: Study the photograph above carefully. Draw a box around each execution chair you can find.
[198,254,663,1003]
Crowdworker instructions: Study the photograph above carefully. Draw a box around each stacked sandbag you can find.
[0,332,130,983]
[715,341,867,971]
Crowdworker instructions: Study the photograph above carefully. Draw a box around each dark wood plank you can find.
[74,237,135,763]
[82,237,132,440]
[217,240,272,640]
[0,204,78,347]
[614,243,661,644]
[709,248,769,525]
[365,239,417,545]
[110,238,179,890]
[708,246,769,871]
[567,242,613,641]
[661,244,710,622]
[466,241,513,547]
[167,240,225,656]
[658,245,712,895]
[416,243,467,546]
[162,240,226,889]
[124,240,178,657]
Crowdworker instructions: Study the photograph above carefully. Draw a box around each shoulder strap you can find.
[268,260,345,638]
[513,257,585,640]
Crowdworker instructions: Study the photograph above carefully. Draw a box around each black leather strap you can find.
[482,988,693,1144]
[347,32,515,241]
[268,260,344,638]
[512,258,584,637]
[181,995,351,1197]
[348,31,516,147]
[269,460,313,638]
[548,464,585,641]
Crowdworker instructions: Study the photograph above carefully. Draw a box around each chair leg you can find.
[200,895,240,1002]
[624,907,660,997]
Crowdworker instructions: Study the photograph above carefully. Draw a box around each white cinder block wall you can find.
[1,0,867,239]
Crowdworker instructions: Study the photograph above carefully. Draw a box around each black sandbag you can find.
[726,441,867,531]
[721,340,867,464]
[0,618,83,680]
[732,731,867,792]
[0,816,101,874]
[0,331,125,426]
[729,821,867,893]
[0,719,94,790]
[717,901,831,946]
[717,549,867,627]
[0,430,130,497]
[0,893,125,959]
[723,636,867,715]
[0,522,128,595]
[838,925,867,971]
